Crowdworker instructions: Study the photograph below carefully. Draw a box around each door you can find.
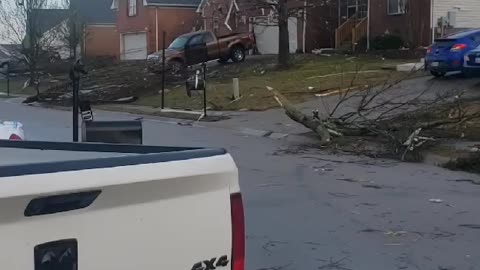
[122,32,147,60]
[203,32,220,60]
[184,34,208,66]
[253,17,298,55]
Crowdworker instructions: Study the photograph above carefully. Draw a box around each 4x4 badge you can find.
[191,255,229,270]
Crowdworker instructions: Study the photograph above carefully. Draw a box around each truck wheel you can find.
[231,46,245,63]
[168,60,184,75]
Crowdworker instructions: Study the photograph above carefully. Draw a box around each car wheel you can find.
[231,46,245,63]
[430,71,445,78]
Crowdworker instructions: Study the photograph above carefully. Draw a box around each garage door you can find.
[122,32,147,60]
[253,17,298,55]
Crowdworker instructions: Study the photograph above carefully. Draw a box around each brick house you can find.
[71,0,120,59]
[197,0,337,53]
[369,0,431,47]
[112,0,202,60]
[337,0,480,50]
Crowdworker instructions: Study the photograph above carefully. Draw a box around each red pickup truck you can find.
[147,31,255,72]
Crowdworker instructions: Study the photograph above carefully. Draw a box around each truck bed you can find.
[0,140,241,270]
[0,140,225,177]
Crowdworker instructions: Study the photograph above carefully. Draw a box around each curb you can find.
[6,99,291,141]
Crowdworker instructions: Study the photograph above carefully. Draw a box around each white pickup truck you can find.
[0,140,244,270]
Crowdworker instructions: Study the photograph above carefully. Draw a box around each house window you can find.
[388,0,406,15]
[128,0,137,16]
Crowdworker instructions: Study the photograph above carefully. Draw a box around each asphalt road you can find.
[1,95,480,270]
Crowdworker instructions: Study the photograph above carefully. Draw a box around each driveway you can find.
[1,97,480,270]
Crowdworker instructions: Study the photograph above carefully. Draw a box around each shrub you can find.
[371,34,404,50]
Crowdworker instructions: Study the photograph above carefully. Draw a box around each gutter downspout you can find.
[303,0,307,53]
[366,0,370,50]
[431,0,434,43]
[83,25,87,58]
[156,8,159,51]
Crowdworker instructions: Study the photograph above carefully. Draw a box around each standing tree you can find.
[277,0,289,68]
[225,0,334,68]
[0,0,62,95]
[60,0,85,60]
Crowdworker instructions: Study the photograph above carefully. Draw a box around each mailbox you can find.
[82,120,143,144]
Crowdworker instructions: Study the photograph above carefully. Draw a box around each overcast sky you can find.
[0,0,63,44]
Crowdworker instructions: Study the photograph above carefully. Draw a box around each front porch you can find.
[335,0,368,50]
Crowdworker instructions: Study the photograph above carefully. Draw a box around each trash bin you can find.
[82,120,143,144]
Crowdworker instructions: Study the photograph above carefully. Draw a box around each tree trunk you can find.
[267,86,331,142]
[277,0,290,68]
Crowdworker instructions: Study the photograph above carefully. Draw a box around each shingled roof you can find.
[29,9,69,36]
[71,0,116,25]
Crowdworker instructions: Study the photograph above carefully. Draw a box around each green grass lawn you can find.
[137,55,417,111]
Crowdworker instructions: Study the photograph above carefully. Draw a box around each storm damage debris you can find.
[267,77,480,162]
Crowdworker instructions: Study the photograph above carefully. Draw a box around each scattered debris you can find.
[336,178,361,183]
[357,202,378,207]
[257,183,284,188]
[458,224,480,229]
[261,240,289,254]
[306,70,383,80]
[256,263,292,270]
[430,230,455,239]
[328,192,357,198]
[269,132,289,140]
[359,228,382,233]
[318,256,351,270]
[448,179,480,185]
[304,241,325,246]
[361,183,384,189]
[384,230,408,237]
[401,128,435,160]
[437,266,455,270]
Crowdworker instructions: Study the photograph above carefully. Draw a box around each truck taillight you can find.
[427,46,432,54]
[9,134,22,140]
[231,193,245,270]
[249,33,255,41]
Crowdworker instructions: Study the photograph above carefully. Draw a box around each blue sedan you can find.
[425,29,480,77]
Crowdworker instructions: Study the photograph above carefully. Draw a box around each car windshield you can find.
[168,36,189,50]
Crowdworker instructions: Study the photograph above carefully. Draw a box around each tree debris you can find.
[267,86,331,143]
[267,75,480,161]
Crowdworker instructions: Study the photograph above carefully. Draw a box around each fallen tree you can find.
[268,75,480,160]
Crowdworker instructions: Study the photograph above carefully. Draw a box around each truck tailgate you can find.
[0,142,240,270]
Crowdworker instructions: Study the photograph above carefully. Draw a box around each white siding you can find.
[433,0,480,28]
